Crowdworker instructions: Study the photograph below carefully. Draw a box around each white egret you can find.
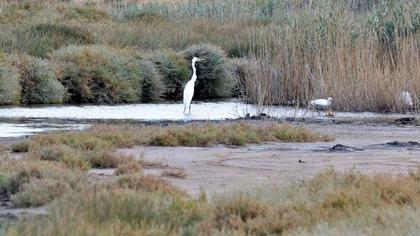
[400,91,413,107]
[309,97,334,116]
[183,57,204,114]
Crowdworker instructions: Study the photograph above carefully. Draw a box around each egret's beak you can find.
[198,58,206,62]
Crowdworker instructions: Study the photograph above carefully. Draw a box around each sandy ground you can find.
[118,122,420,197]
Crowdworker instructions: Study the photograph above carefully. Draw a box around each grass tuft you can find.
[161,168,187,179]
[114,157,143,176]
[0,159,81,207]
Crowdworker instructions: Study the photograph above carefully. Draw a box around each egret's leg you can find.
[189,104,192,115]
[183,106,186,114]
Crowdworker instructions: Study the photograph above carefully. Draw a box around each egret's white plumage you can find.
[309,97,334,116]
[183,57,203,114]
[400,91,413,107]
[310,97,333,110]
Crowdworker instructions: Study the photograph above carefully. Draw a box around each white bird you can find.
[183,57,204,114]
[309,97,334,116]
[400,91,413,107]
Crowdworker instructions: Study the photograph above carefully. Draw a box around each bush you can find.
[183,43,233,99]
[33,144,90,170]
[147,50,189,99]
[0,53,21,105]
[138,59,164,102]
[11,178,71,207]
[52,45,141,104]
[0,159,82,207]
[10,54,66,104]
[11,140,30,153]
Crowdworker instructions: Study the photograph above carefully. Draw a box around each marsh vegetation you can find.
[0,1,419,235]
[3,162,420,235]
[0,0,417,112]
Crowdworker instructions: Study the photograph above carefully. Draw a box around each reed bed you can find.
[0,0,418,111]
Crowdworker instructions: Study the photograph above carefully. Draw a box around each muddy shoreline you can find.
[0,114,418,143]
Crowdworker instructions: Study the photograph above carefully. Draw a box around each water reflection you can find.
[0,121,87,138]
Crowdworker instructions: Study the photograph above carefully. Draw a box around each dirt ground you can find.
[118,122,420,197]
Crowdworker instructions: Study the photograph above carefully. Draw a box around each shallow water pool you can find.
[0,101,413,138]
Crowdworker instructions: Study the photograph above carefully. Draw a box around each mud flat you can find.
[117,122,420,196]
[1,119,419,197]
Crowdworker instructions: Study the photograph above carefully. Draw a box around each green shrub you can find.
[0,53,21,105]
[11,140,30,153]
[0,172,7,196]
[147,50,189,99]
[183,43,233,99]
[10,54,66,104]
[52,45,141,104]
[138,59,164,102]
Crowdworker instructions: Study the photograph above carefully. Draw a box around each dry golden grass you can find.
[114,156,143,175]
[5,169,420,235]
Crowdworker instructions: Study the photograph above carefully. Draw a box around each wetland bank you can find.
[0,0,420,235]
[1,119,420,235]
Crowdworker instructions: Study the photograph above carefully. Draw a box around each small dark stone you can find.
[329,144,363,152]
[395,117,416,125]
[243,113,271,120]
[298,159,305,163]
[384,141,420,148]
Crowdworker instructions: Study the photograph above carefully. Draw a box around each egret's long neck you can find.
[191,61,197,82]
